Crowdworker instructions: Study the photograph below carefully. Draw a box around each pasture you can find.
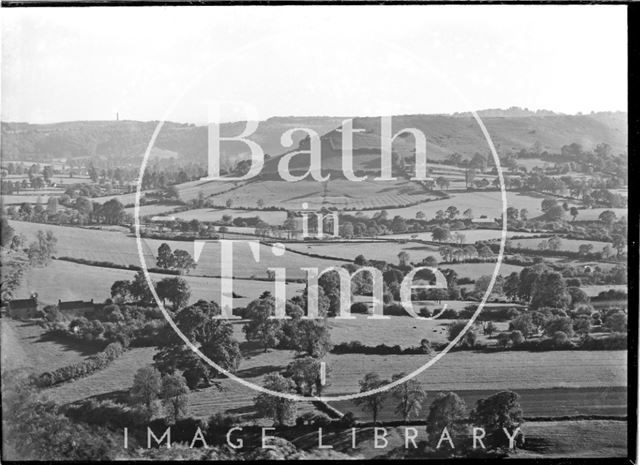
[284,240,443,265]
[511,237,615,253]
[580,285,627,297]
[573,207,627,222]
[354,191,572,221]
[124,204,182,217]
[171,208,288,225]
[444,262,523,278]
[16,260,305,306]
[1,319,98,374]
[320,349,627,395]
[9,221,339,279]
[299,420,626,459]
[385,229,544,243]
[174,178,246,202]
[209,179,435,210]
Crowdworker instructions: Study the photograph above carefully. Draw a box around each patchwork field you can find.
[16,260,304,307]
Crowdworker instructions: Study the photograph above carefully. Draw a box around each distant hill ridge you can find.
[1,109,627,163]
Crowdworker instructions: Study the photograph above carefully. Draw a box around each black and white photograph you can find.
[0,2,635,461]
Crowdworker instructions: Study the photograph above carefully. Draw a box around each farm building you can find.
[8,296,39,319]
[58,299,97,318]
[472,217,497,227]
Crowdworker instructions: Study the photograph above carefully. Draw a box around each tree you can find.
[496,332,511,348]
[519,209,528,222]
[130,367,161,419]
[391,373,426,422]
[470,391,523,449]
[100,198,125,224]
[573,316,592,338]
[129,270,155,304]
[604,311,627,333]
[541,198,558,212]
[27,230,57,266]
[432,227,450,243]
[426,392,467,447]
[547,236,562,251]
[154,300,241,388]
[578,244,594,257]
[46,197,58,216]
[446,206,459,219]
[463,208,474,220]
[509,314,533,339]
[436,177,450,190]
[612,234,626,257]
[1,215,14,247]
[254,373,297,426]
[569,207,579,221]
[510,330,524,345]
[423,255,439,268]
[160,372,189,424]
[544,316,574,337]
[291,319,333,357]
[397,251,410,267]
[598,210,617,227]
[530,271,570,310]
[464,169,476,189]
[284,357,323,396]
[353,373,388,424]
[156,277,191,310]
[173,249,196,274]
[567,287,589,307]
[156,243,175,269]
[110,280,131,303]
[546,205,565,221]
[243,296,283,352]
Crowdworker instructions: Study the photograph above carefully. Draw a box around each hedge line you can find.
[33,342,125,388]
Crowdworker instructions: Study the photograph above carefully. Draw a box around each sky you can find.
[1,5,628,124]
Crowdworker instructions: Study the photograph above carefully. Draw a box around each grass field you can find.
[580,285,627,297]
[354,191,575,221]
[9,221,340,279]
[124,204,182,217]
[171,208,288,225]
[294,420,626,459]
[16,260,305,307]
[444,262,523,278]
[511,237,615,253]
[284,241,443,265]
[208,179,436,210]
[385,229,543,243]
[515,420,627,458]
[319,349,627,395]
[45,347,157,405]
[174,178,245,202]
[1,319,98,374]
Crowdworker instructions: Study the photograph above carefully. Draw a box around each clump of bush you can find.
[332,339,443,355]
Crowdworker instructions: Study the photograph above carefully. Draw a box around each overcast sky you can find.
[1,5,627,124]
